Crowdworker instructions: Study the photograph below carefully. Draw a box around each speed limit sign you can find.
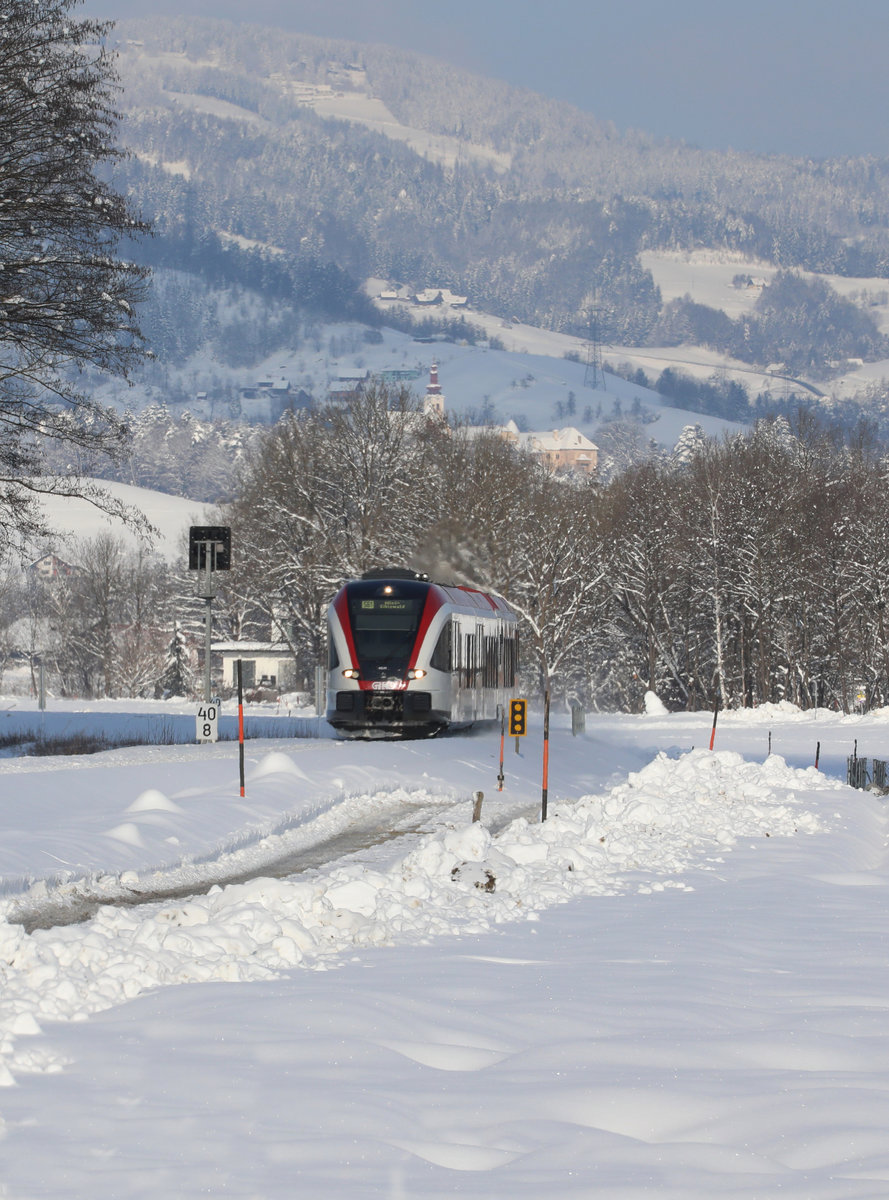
[196,699,220,743]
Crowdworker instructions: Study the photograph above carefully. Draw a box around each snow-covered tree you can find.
[220,383,438,677]
[0,0,150,550]
[159,622,195,698]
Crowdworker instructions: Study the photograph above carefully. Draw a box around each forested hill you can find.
[111,15,889,384]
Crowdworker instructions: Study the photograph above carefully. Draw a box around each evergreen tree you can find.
[160,622,195,698]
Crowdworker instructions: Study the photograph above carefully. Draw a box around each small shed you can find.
[212,642,295,693]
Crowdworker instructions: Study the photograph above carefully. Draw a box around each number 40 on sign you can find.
[196,699,220,744]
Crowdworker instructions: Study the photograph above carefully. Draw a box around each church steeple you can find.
[423,361,445,419]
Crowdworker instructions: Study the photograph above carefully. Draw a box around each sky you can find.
[86,0,889,160]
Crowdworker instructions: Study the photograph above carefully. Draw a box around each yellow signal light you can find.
[508,698,527,737]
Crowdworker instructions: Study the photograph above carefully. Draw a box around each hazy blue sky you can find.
[87,0,889,160]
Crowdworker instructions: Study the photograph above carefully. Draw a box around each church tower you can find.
[423,362,446,420]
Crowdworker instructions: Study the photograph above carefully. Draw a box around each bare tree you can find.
[42,534,172,697]
[423,431,605,700]
[220,384,437,678]
[0,0,150,550]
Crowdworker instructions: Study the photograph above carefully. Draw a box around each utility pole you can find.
[584,299,603,391]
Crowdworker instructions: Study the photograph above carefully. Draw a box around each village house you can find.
[378,367,423,384]
[29,553,78,581]
[413,287,469,309]
[493,421,599,475]
[238,377,310,423]
[326,368,369,404]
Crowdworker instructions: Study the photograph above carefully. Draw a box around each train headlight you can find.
[407,668,426,679]
[342,668,360,679]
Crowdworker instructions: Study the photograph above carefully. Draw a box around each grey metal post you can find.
[204,594,213,703]
[202,547,216,704]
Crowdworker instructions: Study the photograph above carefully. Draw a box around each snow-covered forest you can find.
[215,392,889,713]
[17,386,887,713]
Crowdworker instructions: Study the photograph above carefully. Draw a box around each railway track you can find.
[10,786,536,934]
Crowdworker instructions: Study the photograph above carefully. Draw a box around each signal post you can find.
[502,696,552,823]
[188,526,231,742]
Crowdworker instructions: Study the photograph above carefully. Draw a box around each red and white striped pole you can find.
[709,698,719,751]
[237,658,245,798]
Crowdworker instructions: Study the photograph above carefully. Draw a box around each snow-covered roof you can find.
[211,642,291,654]
[331,368,369,382]
[519,426,598,452]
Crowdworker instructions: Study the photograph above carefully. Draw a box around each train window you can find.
[484,636,498,687]
[503,630,517,687]
[464,632,475,685]
[431,622,451,672]
[328,625,339,670]
[348,593,423,675]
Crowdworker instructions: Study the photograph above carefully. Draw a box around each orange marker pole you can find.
[541,688,551,821]
[709,698,719,751]
[237,658,245,798]
[497,706,505,791]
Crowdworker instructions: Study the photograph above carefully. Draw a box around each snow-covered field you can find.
[642,248,889,334]
[1,695,889,1196]
[641,248,889,400]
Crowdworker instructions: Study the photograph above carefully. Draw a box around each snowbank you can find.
[0,748,826,1087]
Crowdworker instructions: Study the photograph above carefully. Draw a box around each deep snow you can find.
[0,696,888,1197]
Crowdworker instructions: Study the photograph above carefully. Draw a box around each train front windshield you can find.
[348,586,425,677]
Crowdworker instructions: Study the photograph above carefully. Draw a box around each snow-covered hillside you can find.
[110,15,889,430]
[641,248,889,399]
[103,314,740,460]
[34,480,205,562]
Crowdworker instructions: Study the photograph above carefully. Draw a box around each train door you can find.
[451,616,468,721]
[458,623,479,721]
[483,626,499,718]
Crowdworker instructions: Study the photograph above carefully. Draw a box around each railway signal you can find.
[188,525,231,707]
[508,698,527,738]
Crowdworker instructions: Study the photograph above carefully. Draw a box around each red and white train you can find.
[326,568,519,737]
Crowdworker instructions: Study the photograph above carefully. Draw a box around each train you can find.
[326,568,519,737]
